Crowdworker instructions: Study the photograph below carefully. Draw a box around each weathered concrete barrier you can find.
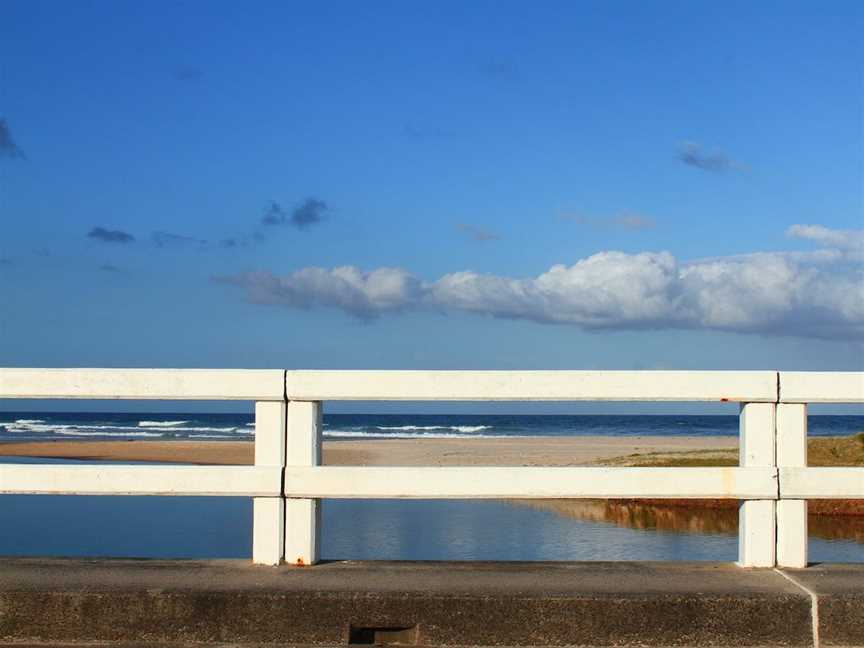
[1,559,861,646]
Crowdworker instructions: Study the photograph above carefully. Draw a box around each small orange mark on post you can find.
[294,557,306,566]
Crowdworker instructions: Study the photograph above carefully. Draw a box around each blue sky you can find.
[1,0,862,400]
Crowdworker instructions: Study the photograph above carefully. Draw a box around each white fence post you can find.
[737,402,777,567]
[252,400,286,565]
[776,403,808,568]
[284,400,322,566]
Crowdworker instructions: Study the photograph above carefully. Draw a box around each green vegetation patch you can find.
[605,434,864,468]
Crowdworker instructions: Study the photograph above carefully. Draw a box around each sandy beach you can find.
[0,436,738,466]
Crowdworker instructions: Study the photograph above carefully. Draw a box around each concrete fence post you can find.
[776,403,808,568]
[285,400,323,566]
[737,402,777,567]
[252,400,287,565]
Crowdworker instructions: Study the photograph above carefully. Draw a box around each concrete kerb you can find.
[3,559,859,647]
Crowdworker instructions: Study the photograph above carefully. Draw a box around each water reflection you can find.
[0,494,252,559]
[511,499,864,548]
[321,499,738,562]
[321,499,863,563]
[0,495,859,562]
[513,499,738,535]
[810,514,864,544]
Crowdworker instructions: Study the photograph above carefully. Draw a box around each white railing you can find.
[774,371,864,568]
[0,369,861,568]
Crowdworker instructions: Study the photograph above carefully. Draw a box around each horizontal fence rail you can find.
[779,468,864,499]
[283,466,779,500]
[1,368,862,568]
[778,371,864,404]
[0,465,282,497]
[0,368,285,400]
[284,370,779,402]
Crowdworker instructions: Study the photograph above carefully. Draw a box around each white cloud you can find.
[678,254,862,337]
[787,224,864,261]
[430,251,862,339]
[214,266,422,318]
[215,225,864,340]
[431,252,679,328]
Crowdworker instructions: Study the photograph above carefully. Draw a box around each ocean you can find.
[2,411,862,442]
[0,412,861,563]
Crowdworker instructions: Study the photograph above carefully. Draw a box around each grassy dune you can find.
[604,433,864,468]
[603,433,864,516]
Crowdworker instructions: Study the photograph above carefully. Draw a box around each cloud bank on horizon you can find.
[215,224,864,341]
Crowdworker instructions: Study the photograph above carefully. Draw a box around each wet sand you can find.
[0,436,738,466]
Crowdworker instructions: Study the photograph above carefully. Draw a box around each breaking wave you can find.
[373,425,491,433]
[325,424,494,439]
[0,419,251,439]
[138,420,189,427]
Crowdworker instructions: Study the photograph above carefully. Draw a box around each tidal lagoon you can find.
[2,412,863,567]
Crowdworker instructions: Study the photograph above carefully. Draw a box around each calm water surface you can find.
[1,458,861,563]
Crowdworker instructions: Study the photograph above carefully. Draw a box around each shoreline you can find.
[0,435,739,467]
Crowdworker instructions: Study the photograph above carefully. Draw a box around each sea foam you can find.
[138,420,190,427]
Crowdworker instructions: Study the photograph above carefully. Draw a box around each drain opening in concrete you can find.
[348,624,419,645]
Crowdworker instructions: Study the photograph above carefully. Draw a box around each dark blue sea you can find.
[0,412,861,563]
[1,412,862,442]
